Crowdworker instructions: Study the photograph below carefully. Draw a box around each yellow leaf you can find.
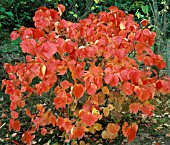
[92,108,100,115]
[98,114,103,120]
[88,126,96,134]
[41,65,46,76]
[108,104,114,111]
[94,123,103,131]
[103,107,110,117]
[120,21,125,30]
[101,130,109,139]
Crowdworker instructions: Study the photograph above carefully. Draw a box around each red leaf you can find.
[122,122,138,143]
[11,111,19,119]
[129,103,139,114]
[83,99,93,112]
[57,4,65,12]
[32,28,44,39]
[160,80,170,94]
[156,80,163,89]
[54,94,67,109]
[21,131,35,144]
[56,116,64,128]
[51,115,57,126]
[79,110,98,126]
[120,70,129,82]
[9,118,14,131]
[130,70,140,84]
[104,73,114,85]
[157,60,166,70]
[108,6,119,13]
[110,74,119,87]
[144,56,153,66]
[25,109,32,118]
[87,83,97,96]
[42,41,57,59]
[73,84,85,99]
[41,128,47,136]
[10,102,17,111]
[60,80,72,89]
[70,126,85,139]
[140,19,149,27]
[135,87,151,102]
[123,82,134,95]
[135,44,145,54]
[38,6,48,11]
[50,9,59,20]
[10,31,19,40]
[57,4,65,16]
[140,103,155,117]
[13,120,20,131]
[143,29,151,36]
[64,118,73,133]
[20,39,36,54]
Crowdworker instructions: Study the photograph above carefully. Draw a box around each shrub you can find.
[2,4,170,144]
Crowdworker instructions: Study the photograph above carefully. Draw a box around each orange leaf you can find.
[107,123,120,135]
[18,100,25,108]
[73,84,85,99]
[102,86,109,95]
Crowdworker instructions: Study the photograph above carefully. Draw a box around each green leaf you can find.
[135,10,144,19]
[94,0,99,4]
[69,11,74,15]
[0,7,5,13]
[73,14,78,18]
[141,5,149,14]
[91,6,95,10]
[5,11,14,17]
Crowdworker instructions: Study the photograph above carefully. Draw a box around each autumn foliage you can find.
[2,4,170,144]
